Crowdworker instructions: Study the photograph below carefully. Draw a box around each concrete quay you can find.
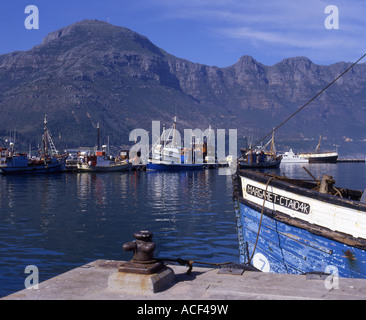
[3,259,366,300]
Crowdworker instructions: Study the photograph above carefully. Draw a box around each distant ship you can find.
[300,136,338,163]
[280,149,308,163]
[280,136,338,164]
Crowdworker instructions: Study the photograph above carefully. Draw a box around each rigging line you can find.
[250,52,366,151]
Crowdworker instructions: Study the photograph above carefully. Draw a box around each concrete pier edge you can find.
[2,259,366,301]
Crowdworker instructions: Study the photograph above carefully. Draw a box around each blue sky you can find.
[0,0,365,67]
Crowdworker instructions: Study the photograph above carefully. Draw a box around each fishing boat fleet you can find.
[0,116,227,174]
[0,116,67,174]
[1,109,365,280]
[0,113,341,176]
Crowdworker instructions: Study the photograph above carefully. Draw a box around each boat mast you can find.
[172,116,177,147]
[43,115,48,157]
[270,130,275,155]
[97,122,100,151]
[315,135,321,153]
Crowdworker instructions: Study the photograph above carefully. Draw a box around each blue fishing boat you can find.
[0,116,66,174]
[239,132,282,169]
[233,169,366,278]
[147,117,204,171]
[232,53,366,278]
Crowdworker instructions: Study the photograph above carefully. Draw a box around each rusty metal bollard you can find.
[123,230,156,263]
[118,230,165,274]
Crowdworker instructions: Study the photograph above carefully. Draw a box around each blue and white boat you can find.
[233,169,366,278]
[147,117,204,171]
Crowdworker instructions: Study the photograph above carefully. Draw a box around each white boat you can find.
[77,123,131,172]
[280,149,308,163]
[77,147,131,172]
[147,117,204,171]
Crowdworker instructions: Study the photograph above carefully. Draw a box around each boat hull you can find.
[0,160,66,174]
[239,158,281,169]
[77,162,132,172]
[308,154,338,163]
[147,162,204,171]
[281,158,308,163]
[233,170,366,278]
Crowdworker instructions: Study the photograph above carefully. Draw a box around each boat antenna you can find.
[97,122,100,150]
[250,52,366,151]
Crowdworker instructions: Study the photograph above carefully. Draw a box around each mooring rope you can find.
[158,257,233,275]
[247,176,274,264]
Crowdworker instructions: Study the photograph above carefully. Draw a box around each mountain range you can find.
[0,19,365,156]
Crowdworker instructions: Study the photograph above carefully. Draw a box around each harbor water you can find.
[0,162,365,297]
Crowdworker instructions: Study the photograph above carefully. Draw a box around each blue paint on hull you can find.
[1,159,66,174]
[239,159,281,169]
[147,163,204,171]
[235,200,366,278]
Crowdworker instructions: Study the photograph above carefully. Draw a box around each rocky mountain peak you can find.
[0,20,365,156]
[39,19,164,57]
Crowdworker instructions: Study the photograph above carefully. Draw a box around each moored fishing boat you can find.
[77,146,132,172]
[232,53,366,278]
[0,116,66,174]
[239,132,282,169]
[147,117,204,171]
[76,123,132,172]
[232,169,366,278]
